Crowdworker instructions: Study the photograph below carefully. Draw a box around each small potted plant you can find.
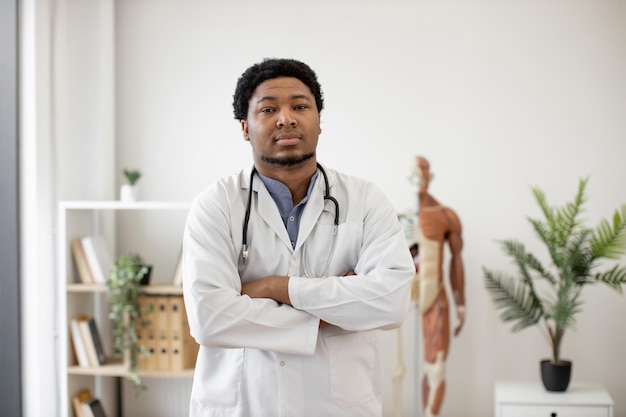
[483,178,626,391]
[120,169,141,202]
[106,254,152,387]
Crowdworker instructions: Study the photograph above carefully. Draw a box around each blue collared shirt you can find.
[257,171,319,249]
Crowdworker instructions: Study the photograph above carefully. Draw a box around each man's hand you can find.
[241,275,291,305]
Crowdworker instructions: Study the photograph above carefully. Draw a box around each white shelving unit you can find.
[57,200,192,417]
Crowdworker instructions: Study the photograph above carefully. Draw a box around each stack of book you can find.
[70,315,107,368]
[136,295,199,371]
[70,236,113,284]
[71,389,108,417]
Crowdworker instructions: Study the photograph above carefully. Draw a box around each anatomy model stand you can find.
[411,156,466,417]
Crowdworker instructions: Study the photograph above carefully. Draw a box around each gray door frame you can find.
[0,0,23,415]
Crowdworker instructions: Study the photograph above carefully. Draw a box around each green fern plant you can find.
[106,254,151,388]
[483,178,626,364]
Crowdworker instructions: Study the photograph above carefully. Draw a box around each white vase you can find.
[120,184,139,202]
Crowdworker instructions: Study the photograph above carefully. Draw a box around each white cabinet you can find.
[494,381,614,417]
[57,201,191,417]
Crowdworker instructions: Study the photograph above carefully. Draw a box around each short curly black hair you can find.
[233,58,324,120]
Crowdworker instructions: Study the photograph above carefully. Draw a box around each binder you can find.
[155,296,170,371]
[168,296,198,371]
[135,295,199,372]
[136,296,157,371]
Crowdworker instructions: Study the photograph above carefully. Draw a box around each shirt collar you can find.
[257,170,319,214]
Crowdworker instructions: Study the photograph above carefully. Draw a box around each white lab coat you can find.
[183,165,415,417]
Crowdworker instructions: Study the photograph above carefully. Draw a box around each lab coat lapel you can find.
[255,180,293,251]
[295,173,331,253]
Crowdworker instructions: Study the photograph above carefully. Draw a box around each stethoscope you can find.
[241,163,339,278]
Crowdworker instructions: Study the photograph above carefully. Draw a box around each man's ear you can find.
[241,119,250,141]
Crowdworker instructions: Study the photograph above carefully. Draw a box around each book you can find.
[70,316,90,368]
[81,401,95,417]
[71,239,95,283]
[82,398,107,417]
[81,236,113,284]
[87,317,107,365]
[78,317,99,367]
[171,250,183,286]
[71,388,92,417]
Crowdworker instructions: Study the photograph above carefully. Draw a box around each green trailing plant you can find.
[106,254,151,387]
[483,178,626,364]
[123,169,141,186]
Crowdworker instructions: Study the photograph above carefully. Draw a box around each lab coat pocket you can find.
[192,347,244,410]
[325,331,377,408]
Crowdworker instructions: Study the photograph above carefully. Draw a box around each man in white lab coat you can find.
[183,58,415,417]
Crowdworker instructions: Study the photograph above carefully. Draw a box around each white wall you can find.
[113,1,626,416]
[24,0,626,416]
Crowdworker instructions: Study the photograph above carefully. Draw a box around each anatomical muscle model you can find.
[411,155,465,417]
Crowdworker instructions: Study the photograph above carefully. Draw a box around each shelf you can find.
[59,200,190,210]
[68,361,194,379]
[137,369,194,379]
[67,283,183,295]
[68,360,126,377]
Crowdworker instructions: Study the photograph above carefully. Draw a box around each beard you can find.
[260,152,315,167]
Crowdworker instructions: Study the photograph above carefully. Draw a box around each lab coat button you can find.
[280,361,285,366]
[291,256,296,262]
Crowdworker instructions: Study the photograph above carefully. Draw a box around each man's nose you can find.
[277,109,297,127]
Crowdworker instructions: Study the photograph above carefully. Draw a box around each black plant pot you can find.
[540,359,572,392]
[139,266,153,286]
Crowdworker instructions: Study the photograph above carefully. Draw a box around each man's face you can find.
[241,77,321,171]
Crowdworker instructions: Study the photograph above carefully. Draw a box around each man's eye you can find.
[260,108,275,113]
[295,104,308,110]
